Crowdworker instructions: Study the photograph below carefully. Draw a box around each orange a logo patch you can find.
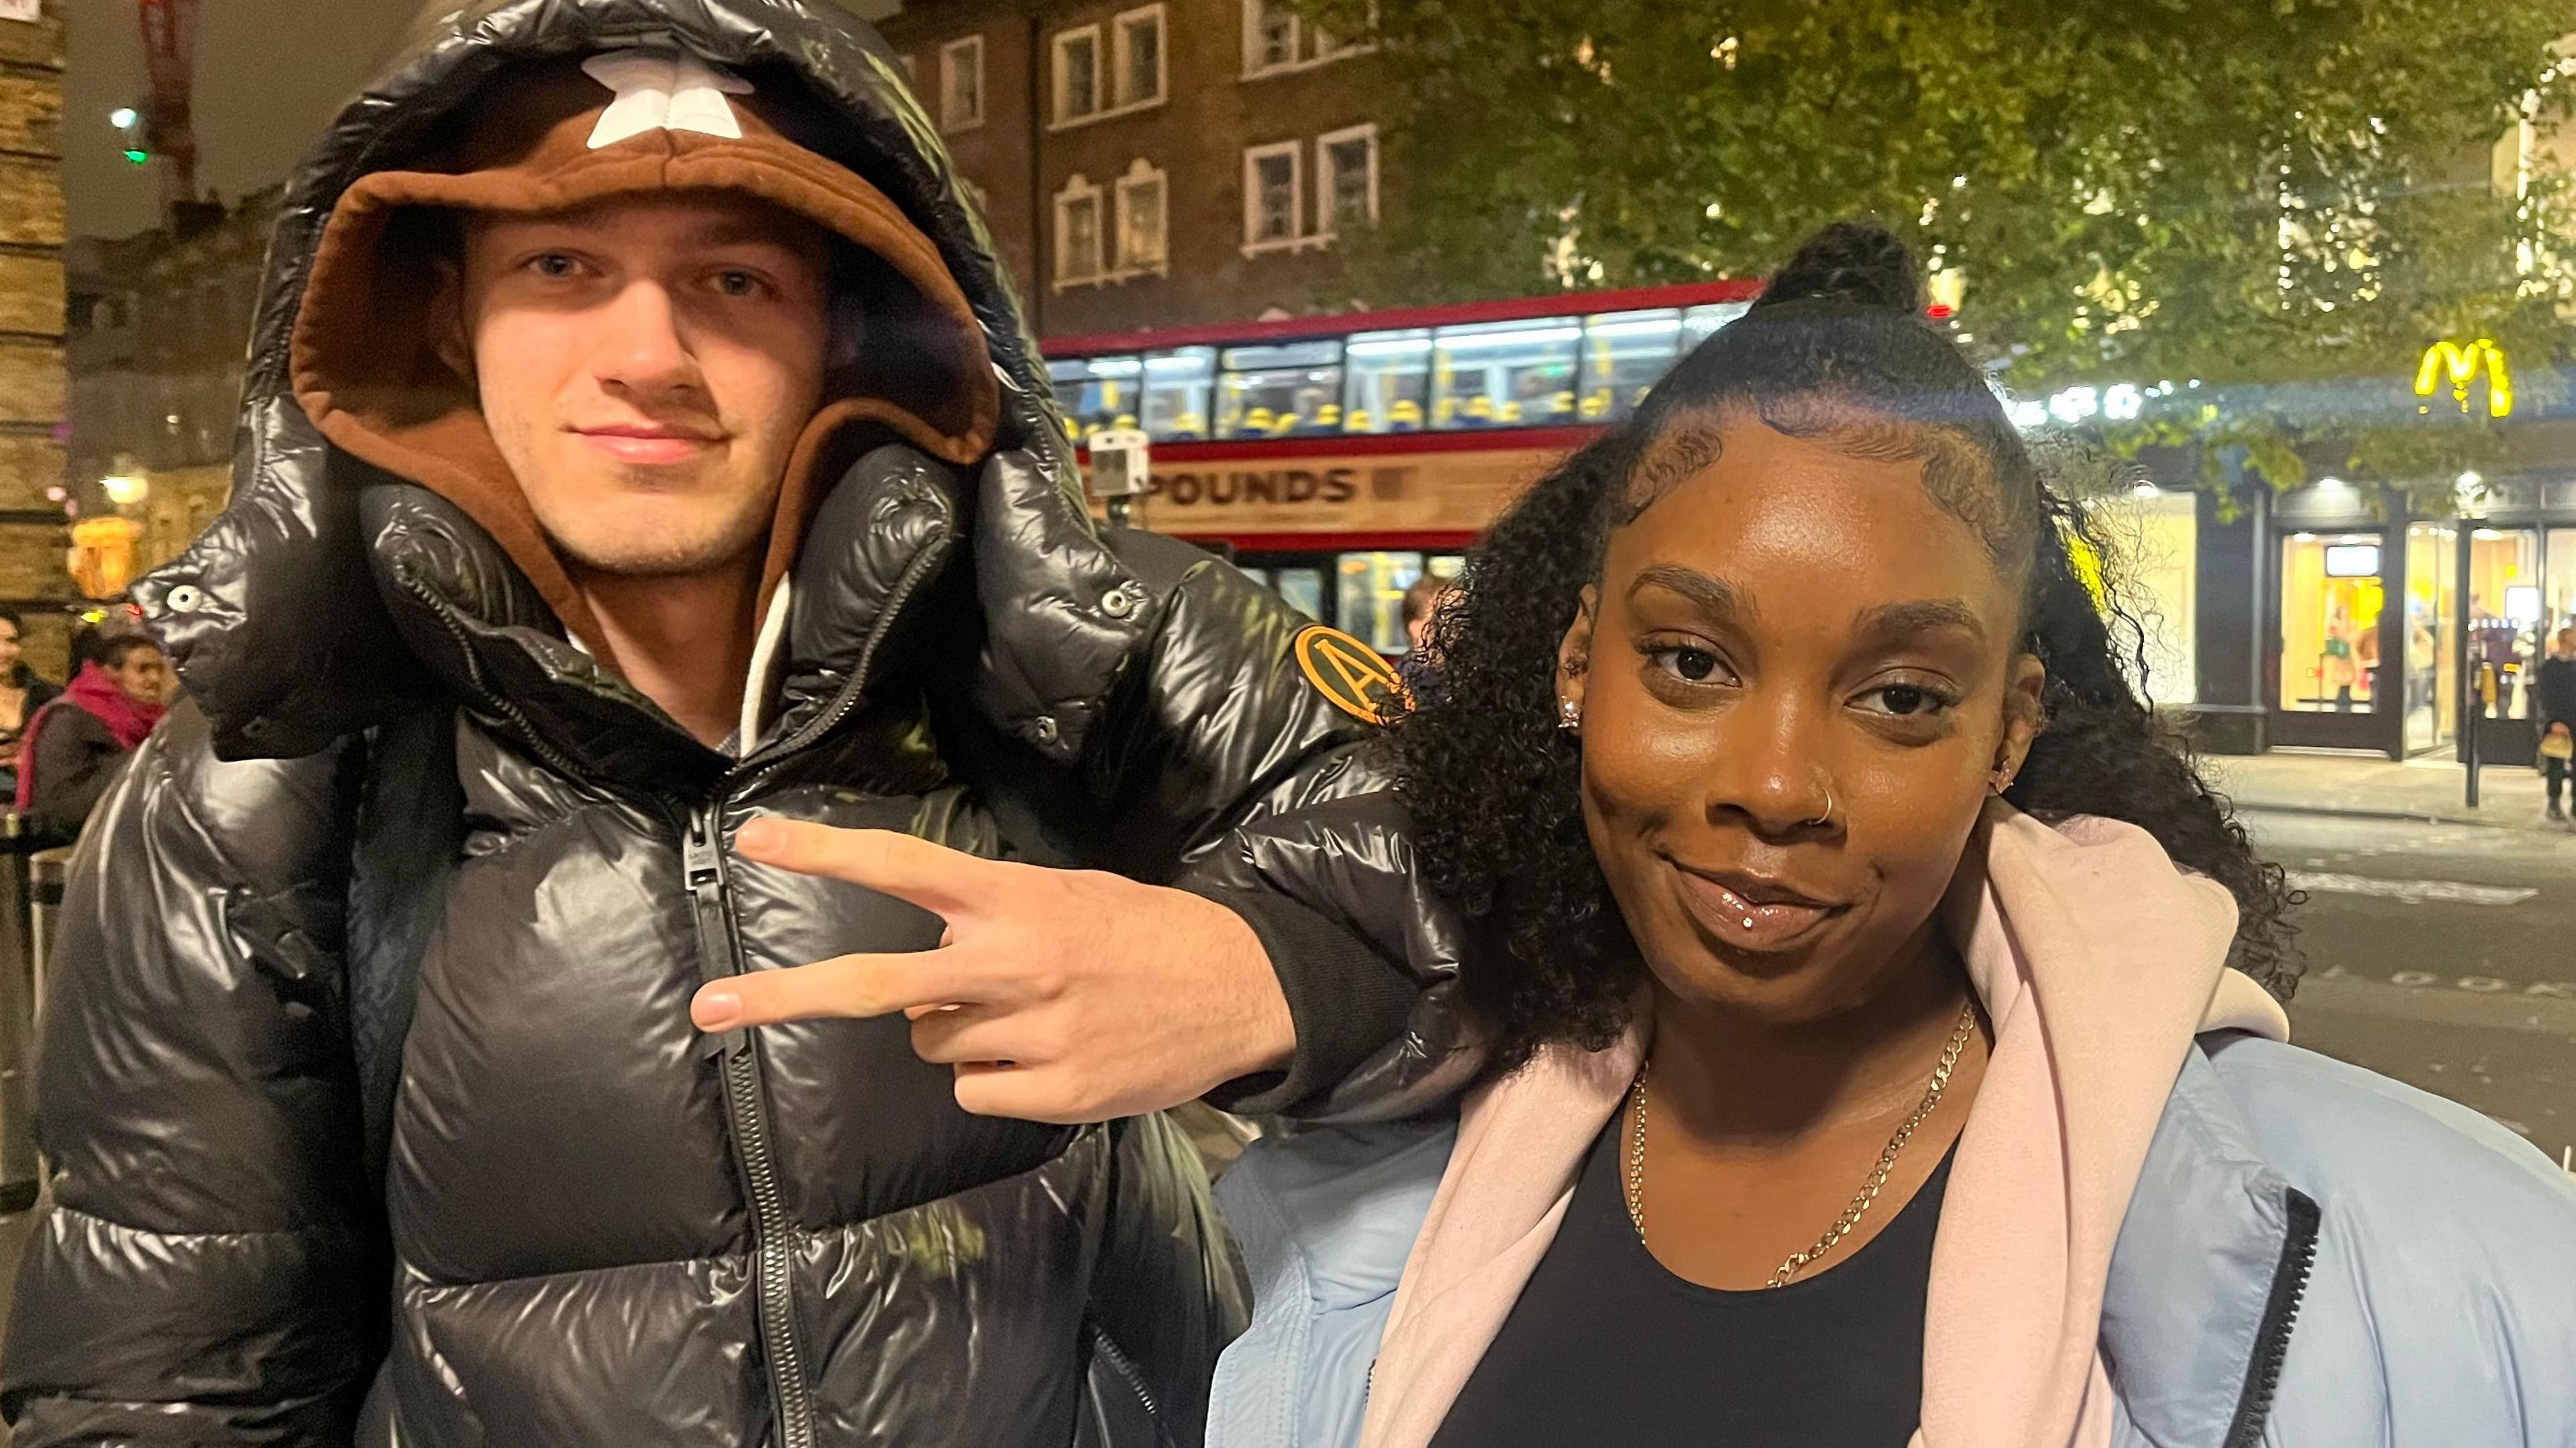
[1293,624,1411,726]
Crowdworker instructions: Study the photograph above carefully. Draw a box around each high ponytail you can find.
[1750,219,1925,314]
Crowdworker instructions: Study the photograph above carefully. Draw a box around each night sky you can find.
[65,0,900,240]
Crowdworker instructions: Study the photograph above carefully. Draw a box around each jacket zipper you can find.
[1085,1321,1171,1443]
[393,563,592,785]
[2220,1186,2321,1448]
[737,534,951,794]
[696,537,946,1445]
[686,803,817,1448]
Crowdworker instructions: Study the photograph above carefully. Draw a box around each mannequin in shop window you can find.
[2324,604,2359,709]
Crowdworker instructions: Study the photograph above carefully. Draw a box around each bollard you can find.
[2466,665,2488,809]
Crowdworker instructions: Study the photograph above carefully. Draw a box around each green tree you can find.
[1303,0,2576,506]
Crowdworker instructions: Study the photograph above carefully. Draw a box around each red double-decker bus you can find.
[1048,279,1761,655]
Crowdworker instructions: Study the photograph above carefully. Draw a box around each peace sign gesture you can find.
[690,819,1297,1123]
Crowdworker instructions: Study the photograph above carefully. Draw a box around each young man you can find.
[0,6,1470,1445]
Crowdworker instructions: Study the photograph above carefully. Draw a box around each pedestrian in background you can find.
[1401,571,1458,700]
[14,634,169,844]
[1404,573,1456,657]
[2537,624,2576,824]
[0,609,61,804]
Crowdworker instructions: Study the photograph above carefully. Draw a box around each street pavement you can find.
[2175,749,2576,1168]
[2242,801,2576,1169]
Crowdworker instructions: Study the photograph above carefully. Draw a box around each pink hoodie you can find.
[1356,803,2292,1448]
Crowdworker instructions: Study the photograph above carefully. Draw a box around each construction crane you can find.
[134,0,201,213]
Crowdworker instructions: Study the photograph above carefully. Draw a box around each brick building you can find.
[876,0,1387,339]
[62,185,274,596]
[0,4,75,675]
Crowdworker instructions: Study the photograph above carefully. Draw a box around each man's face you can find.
[110,645,170,707]
[449,192,835,579]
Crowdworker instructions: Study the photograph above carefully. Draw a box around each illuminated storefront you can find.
[2255,473,2576,761]
[2086,486,2200,708]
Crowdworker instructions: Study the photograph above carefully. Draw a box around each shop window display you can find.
[2279,533,2384,714]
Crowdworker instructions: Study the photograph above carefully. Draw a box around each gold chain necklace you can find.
[1623,997,1978,1289]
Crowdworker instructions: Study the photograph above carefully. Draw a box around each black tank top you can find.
[1428,1113,1953,1447]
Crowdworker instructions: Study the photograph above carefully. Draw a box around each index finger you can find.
[693,946,1018,1030]
[733,820,1002,918]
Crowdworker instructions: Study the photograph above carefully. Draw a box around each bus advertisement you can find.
[1050,280,1762,655]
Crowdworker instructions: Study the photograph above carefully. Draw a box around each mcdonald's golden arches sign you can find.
[2416,339,2513,419]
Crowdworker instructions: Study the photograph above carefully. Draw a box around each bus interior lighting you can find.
[1434,325,1582,349]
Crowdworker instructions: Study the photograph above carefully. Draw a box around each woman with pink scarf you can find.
[1209,223,2576,1448]
[17,633,170,844]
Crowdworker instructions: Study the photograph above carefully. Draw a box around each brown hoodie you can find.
[289,48,999,670]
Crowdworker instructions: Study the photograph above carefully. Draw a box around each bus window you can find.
[1218,340,1346,439]
[1342,328,1434,433]
[1338,551,1426,654]
[1142,347,1216,440]
[1432,319,1580,429]
[1273,567,1327,622]
[1580,309,1682,421]
[1048,354,1142,442]
[1680,301,1752,354]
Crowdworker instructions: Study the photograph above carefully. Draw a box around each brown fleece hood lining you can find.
[289,54,1000,671]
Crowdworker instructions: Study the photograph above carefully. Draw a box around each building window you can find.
[939,36,984,131]
[1244,142,1304,252]
[1318,123,1379,235]
[1053,25,1102,125]
[1113,5,1166,109]
[1116,160,1169,272]
[1055,174,1106,289]
[1244,0,1375,76]
[1244,0,1299,74]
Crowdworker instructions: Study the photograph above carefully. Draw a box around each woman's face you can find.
[1559,420,2043,1025]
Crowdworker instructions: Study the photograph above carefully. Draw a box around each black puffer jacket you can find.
[0,3,1478,1444]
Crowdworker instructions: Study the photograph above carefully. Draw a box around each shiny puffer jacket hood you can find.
[0,3,1481,1445]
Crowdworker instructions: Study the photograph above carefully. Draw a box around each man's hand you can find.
[689,818,1298,1123]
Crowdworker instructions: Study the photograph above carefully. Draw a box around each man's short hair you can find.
[1403,573,1455,627]
[97,634,159,671]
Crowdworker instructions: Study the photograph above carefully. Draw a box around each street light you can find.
[101,470,148,506]
[109,107,138,130]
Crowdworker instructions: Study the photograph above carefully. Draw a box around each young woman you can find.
[0,608,60,800]
[1208,223,2576,1448]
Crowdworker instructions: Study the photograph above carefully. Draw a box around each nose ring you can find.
[1805,782,1835,830]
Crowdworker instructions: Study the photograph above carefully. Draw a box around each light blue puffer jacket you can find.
[1211,1032,2576,1448]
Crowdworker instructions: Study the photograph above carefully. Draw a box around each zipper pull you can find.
[683,807,751,1060]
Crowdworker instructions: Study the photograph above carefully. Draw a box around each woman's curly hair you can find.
[1393,221,2301,1072]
